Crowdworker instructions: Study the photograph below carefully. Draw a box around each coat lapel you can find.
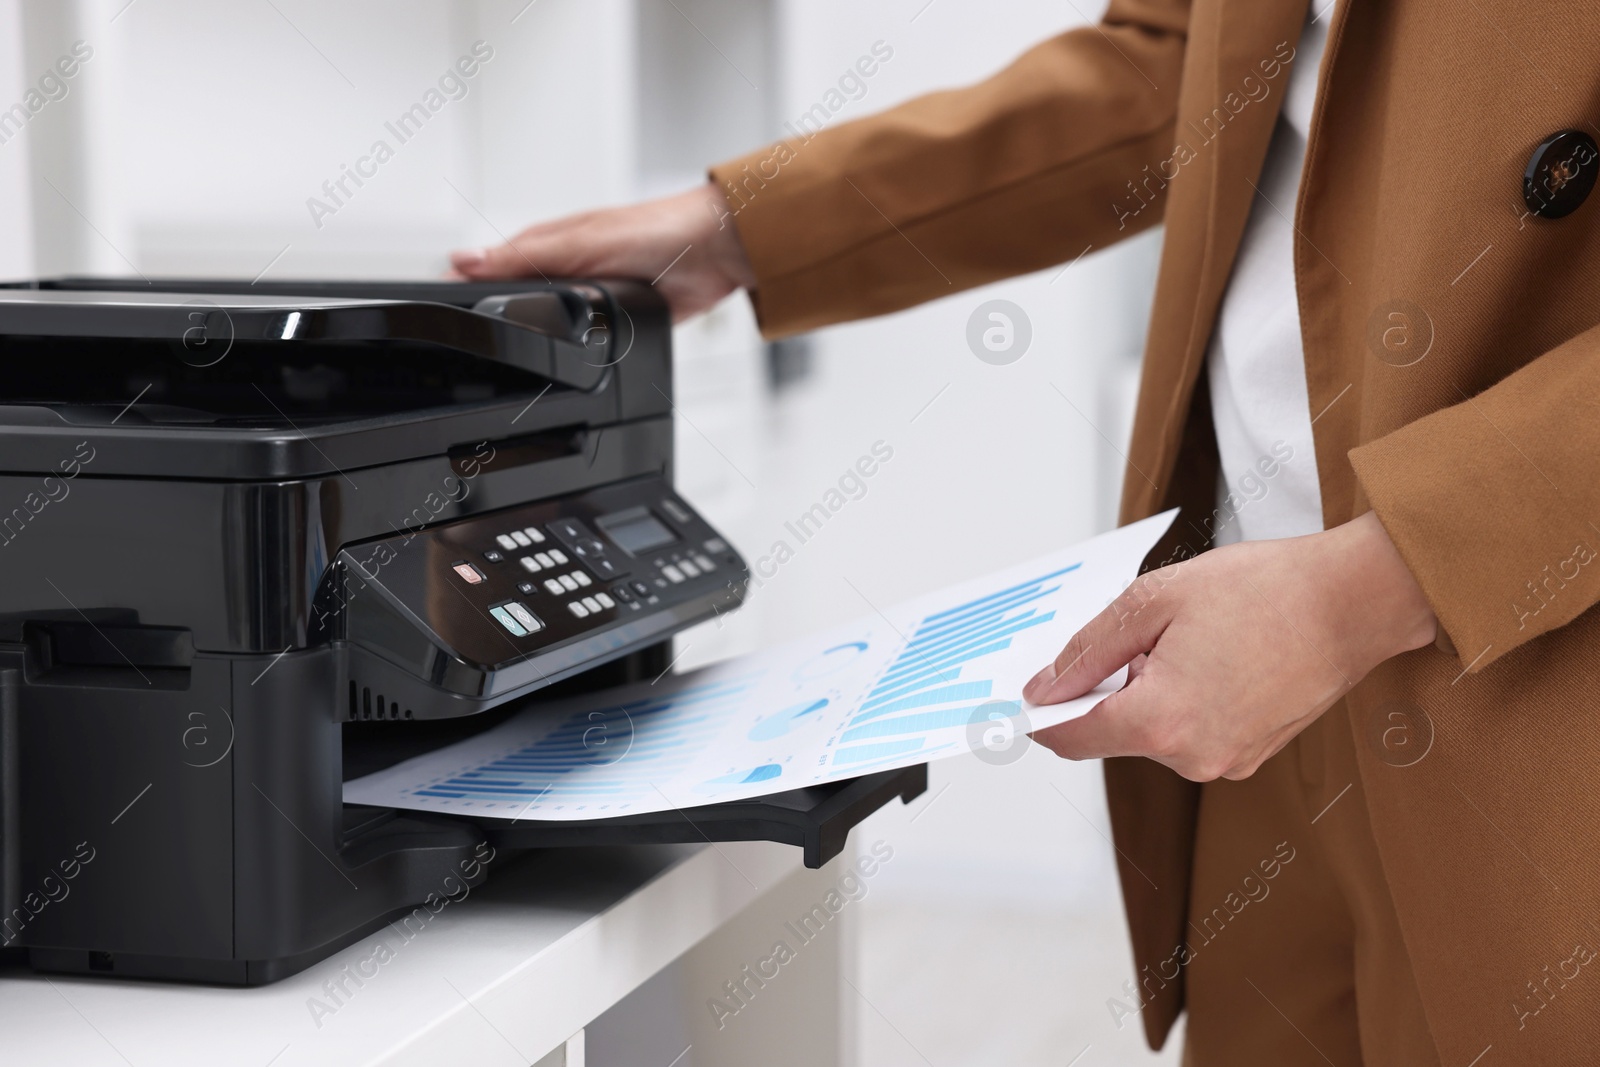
[1119,0,1313,527]
[1108,0,1316,1048]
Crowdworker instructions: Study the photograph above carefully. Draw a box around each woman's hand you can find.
[1024,511,1439,781]
[448,182,756,323]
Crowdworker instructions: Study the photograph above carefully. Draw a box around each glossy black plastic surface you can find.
[0,281,616,389]
[0,278,672,479]
[0,419,679,654]
[335,474,746,717]
[482,766,928,869]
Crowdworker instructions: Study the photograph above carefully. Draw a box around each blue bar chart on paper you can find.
[824,563,1079,774]
[345,510,1175,820]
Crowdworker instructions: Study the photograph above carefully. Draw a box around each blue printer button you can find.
[489,605,527,637]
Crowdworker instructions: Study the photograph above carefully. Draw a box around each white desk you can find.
[0,841,852,1067]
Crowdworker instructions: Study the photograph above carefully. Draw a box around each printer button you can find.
[543,579,565,595]
[571,570,592,587]
[509,530,532,548]
[534,552,554,568]
[524,526,546,543]
[495,534,519,551]
[548,518,595,549]
[505,602,543,632]
[590,556,622,579]
[568,601,589,618]
[452,562,486,585]
[662,564,685,583]
[631,580,651,597]
[489,605,528,637]
[703,537,729,554]
[519,556,542,573]
[518,581,536,595]
[678,560,701,578]
[558,574,579,592]
[581,595,602,613]
[594,592,615,610]
[612,584,633,602]
[483,549,505,563]
[547,548,569,565]
[694,554,717,572]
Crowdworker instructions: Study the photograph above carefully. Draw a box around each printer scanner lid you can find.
[0,279,667,480]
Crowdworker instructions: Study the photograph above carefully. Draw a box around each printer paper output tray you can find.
[336,766,926,883]
[470,766,927,869]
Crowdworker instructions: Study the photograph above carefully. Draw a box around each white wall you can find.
[11,0,639,278]
[0,0,35,278]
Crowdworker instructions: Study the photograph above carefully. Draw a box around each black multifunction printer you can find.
[0,278,924,984]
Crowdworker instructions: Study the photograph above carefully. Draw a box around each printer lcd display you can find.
[600,508,678,555]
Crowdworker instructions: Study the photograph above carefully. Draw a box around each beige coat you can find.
[711,0,1600,1058]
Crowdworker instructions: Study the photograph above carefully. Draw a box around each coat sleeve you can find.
[1350,321,1600,671]
[706,0,1191,338]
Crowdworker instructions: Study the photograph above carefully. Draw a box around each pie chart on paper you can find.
[792,641,869,683]
[747,697,829,741]
[695,763,783,793]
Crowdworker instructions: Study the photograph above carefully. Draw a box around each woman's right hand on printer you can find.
[448,183,756,323]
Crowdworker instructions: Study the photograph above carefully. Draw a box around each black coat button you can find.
[1524,129,1598,219]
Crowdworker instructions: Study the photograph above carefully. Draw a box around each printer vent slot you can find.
[347,680,412,721]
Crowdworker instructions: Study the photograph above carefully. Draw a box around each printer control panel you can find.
[450,505,736,638]
[331,475,748,716]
